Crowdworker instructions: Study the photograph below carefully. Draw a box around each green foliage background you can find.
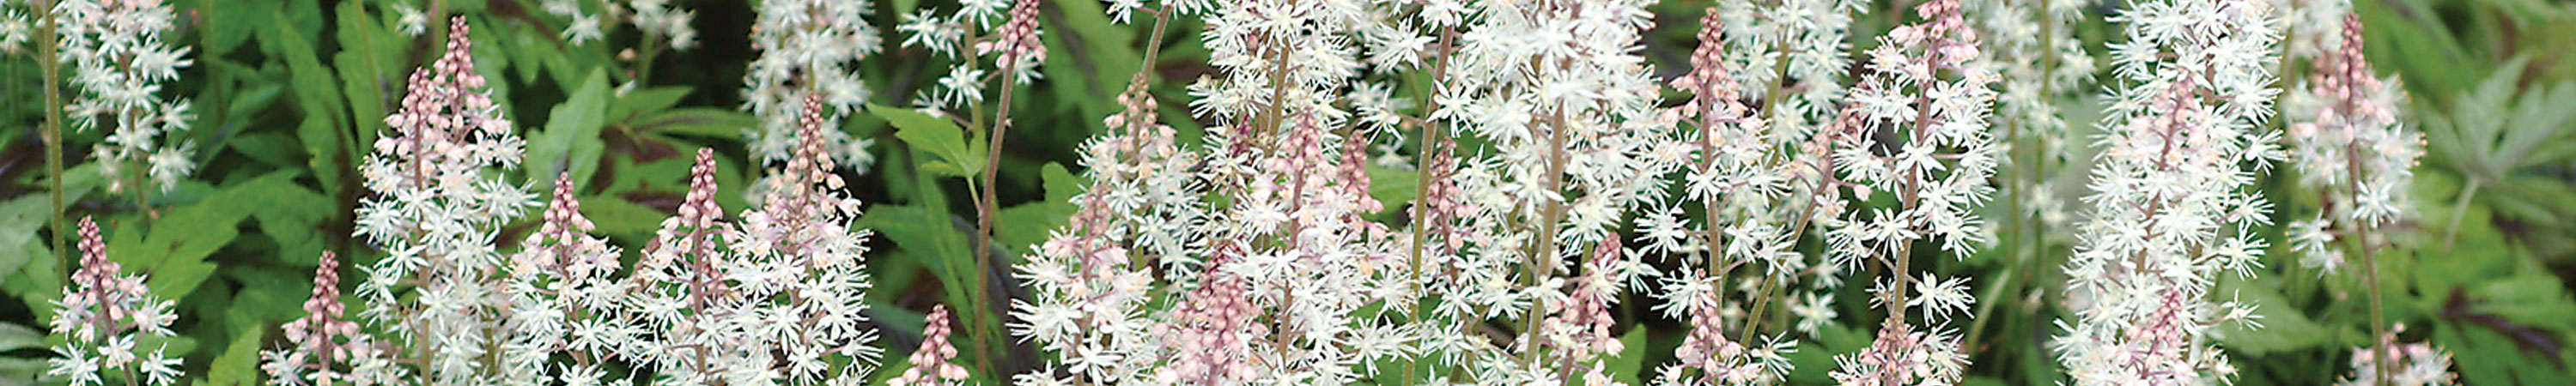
[2,0,2575,384]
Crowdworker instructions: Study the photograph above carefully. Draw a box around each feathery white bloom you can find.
[350,18,537,385]
[720,96,884,383]
[743,0,880,169]
[1810,1,1996,382]
[495,173,632,385]
[1971,0,2091,234]
[50,218,183,386]
[1419,0,1667,381]
[2056,0,2282,383]
[58,0,196,194]
[533,0,699,50]
[2336,325,2458,386]
[0,3,29,52]
[2285,13,2421,270]
[902,0,1045,114]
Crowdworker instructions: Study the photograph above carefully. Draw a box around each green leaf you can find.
[333,1,407,148]
[2470,271,2576,329]
[531,69,614,188]
[0,196,52,280]
[1042,161,1081,202]
[225,133,306,168]
[203,327,265,386]
[274,9,353,196]
[994,164,1079,255]
[865,205,972,281]
[874,104,982,178]
[222,265,310,326]
[580,195,671,238]
[104,172,320,299]
[635,108,759,139]
[197,0,258,55]
[1606,325,1649,385]
[2411,183,2510,296]
[226,172,333,262]
[0,322,41,386]
[1366,165,1419,217]
[248,0,323,57]
[2209,276,2331,354]
[612,86,696,120]
[222,81,287,122]
[0,322,38,353]
[1040,0,1141,128]
[113,204,244,300]
[605,155,696,195]
[2437,321,2573,385]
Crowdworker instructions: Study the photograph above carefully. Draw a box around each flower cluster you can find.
[494,172,629,384]
[349,16,537,385]
[1661,284,1796,385]
[2336,325,2458,386]
[618,148,739,384]
[48,217,184,386]
[1708,0,1865,138]
[0,2,28,53]
[892,305,969,386]
[15,1,2464,385]
[1820,0,1996,382]
[536,0,699,50]
[1416,0,1668,382]
[718,95,884,383]
[743,0,880,170]
[896,0,1047,111]
[57,0,196,195]
[1971,0,2092,233]
[1643,9,1804,385]
[325,42,880,385]
[1012,0,1452,383]
[2055,0,2283,383]
[260,251,403,386]
[2285,13,2422,273]
[2275,0,2354,66]
[1009,57,1206,383]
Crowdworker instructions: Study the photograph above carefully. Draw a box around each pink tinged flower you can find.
[270,251,368,385]
[52,216,182,386]
[977,0,1046,76]
[2339,324,2458,386]
[1165,255,1262,385]
[890,305,970,386]
[2292,13,2421,231]
[1550,238,1625,359]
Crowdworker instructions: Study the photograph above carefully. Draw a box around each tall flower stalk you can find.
[2055,0,2282,383]
[720,95,885,383]
[54,0,194,204]
[895,0,1051,371]
[892,305,970,386]
[1428,0,1663,382]
[495,172,630,384]
[1005,4,1205,383]
[1819,0,1997,383]
[2286,13,2427,386]
[891,0,1041,368]
[350,16,537,385]
[743,0,879,168]
[48,217,184,386]
[1960,0,2092,357]
[263,251,407,385]
[1646,9,1803,385]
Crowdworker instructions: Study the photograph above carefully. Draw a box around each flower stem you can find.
[39,0,65,291]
